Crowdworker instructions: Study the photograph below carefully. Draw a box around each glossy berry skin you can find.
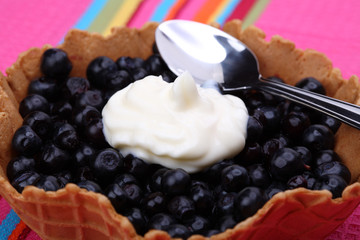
[91,148,124,185]
[84,118,107,147]
[41,48,72,80]
[265,181,287,199]
[214,192,237,217]
[150,168,167,192]
[293,146,312,167]
[51,101,72,120]
[36,175,61,192]
[314,150,341,167]
[72,106,101,129]
[141,191,167,215]
[167,195,195,220]
[105,183,129,213]
[87,56,118,89]
[166,224,191,239]
[11,171,41,193]
[77,180,102,193]
[12,125,42,156]
[146,54,166,76]
[73,143,96,167]
[148,213,177,231]
[7,156,36,181]
[37,144,71,174]
[161,168,191,195]
[19,94,50,117]
[302,124,335,152]
[63,77,90,98]
[189,182,214,215]
[124,156,150,179]
[105,70,133,91]
[247,164,271,188]
[23,111,53,140]
[114,173,138,187]
[295,77,326,95]
[235,187,267,220]
[246,116,263,143]
[53,123,79,150]
[75,90,104,110]
[313,174,347,198]
[184,215,210,234]
[124,208,147,235]
[287,175,308,189]
[221,165,250,192]
[116,56,145,71]
[282,111,311,140]
[217,215,237,232]
[270,148,306,181]
[28,77,59,101]
[319,114,341,134]
[314,161,351,184]
[256,106,281,134]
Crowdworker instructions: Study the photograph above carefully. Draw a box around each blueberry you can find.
[150,168,167,192]
[51,100,72,120]
[36,175,61,192]
[37,143,71,174]
[217,215,237,232]
[7,156,36,181]
[132,68,149,81]
[148,213,177,231]
[116,56,145,71]
[28,76,59,101]
[77,180,102,193]
[287,175,308,189]
[91,148,124,185]
[302,124,335,152]
[87,56,118,89]
[121,183,143,205]
[270,148,306,181]
[123,155,150,179]
[12,125,42,156]
[239,142,263,165]
[146,54,167,76]
[72,106,101,129]
[213,192,237,217]
[319,114,341,134]
[114,173,138,187]
[161,70,176,83]
[63,77,90,98]
[74,90,104,110]
[73,143,96,167]
[265,181,287,199]
[221,165,250,192]
[84,118,107,147]
[41,48,72,80]
[202,160,233,185]
[53,123,79,150]
[167,195,195,220]
[247,164,271,188]
[314,161,351,184]
[56,170,73,188]
[257,106,281,134]
[11,170,41,193]
[105,70,133,91]
[75,166,96,182]
[295,77,326,95]
[184,215,210,234]
[235,186,267,220]
[19,94,50,117]
[166,224,191,239]
[314,150,341,167]
[262,138,284,161]
[141,191,167,215]
[246,116,263,143]
[161,168,191,195]
[313,174,347,198]
[282,111,311,140]
[302,171,317,189]
[293,146,312,167]
[189,182,214,215]
[124,208,147,235]
[105,183,129,213]
[23,111,53,140]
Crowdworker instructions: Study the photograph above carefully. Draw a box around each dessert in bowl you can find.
[0,20,360,240]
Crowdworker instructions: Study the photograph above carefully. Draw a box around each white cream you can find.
[102,72,248,173]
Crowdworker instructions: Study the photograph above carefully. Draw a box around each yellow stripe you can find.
[207,0,232,24]
[242,0,270,29]
[103,0,143,36]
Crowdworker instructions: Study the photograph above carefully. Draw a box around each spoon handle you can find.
[232,77,360,130]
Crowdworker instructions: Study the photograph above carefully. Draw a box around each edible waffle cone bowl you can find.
[1,20,360,240]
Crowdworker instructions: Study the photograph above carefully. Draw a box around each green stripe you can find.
[87,0,125,33]
[242,0,270,29]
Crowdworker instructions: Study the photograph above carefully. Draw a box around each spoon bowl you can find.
[155,20,360,130]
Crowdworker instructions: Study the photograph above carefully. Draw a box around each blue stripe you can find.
[216,0,242,25]
[73,0,109,30]
[0,209,20,239]
[150,0,177,22]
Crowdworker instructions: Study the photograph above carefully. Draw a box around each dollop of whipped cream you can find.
[102,72,248,173]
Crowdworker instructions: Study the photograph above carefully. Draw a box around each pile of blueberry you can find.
[7,46,351,238]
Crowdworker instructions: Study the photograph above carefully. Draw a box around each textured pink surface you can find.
[255,0,360,80]
[0,0,91,75]
[128,0,163,28]
[0,198,11,224]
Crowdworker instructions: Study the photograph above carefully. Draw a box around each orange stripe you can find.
[164,0,188,20]
[192,0,224,23]
[8,220,27,240]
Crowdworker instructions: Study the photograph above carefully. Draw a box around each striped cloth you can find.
[1,0,360,239]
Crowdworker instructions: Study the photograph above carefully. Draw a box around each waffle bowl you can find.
[1,20,360,240]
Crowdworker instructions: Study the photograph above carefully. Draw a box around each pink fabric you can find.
[176,0,208,20]
[127,0,163,28]
[0,197,12,224]
[0,0,91,75]
[255,0,360,80]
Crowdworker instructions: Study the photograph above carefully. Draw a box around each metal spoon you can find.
[155,19,360,130]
